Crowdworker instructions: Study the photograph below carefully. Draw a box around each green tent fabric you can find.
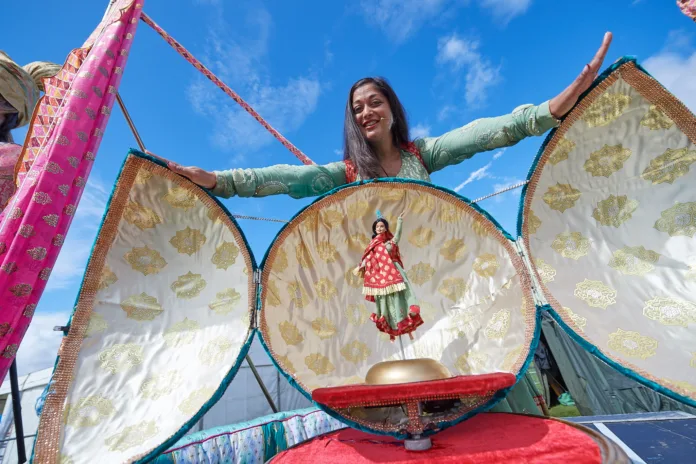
[540,314,696,416]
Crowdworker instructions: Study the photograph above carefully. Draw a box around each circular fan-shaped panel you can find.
[259,180,537,434]
[521,58,696,406]
[34,153,255,463]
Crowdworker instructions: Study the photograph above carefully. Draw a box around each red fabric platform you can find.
[312,373,516,408]
[271,413,604,464]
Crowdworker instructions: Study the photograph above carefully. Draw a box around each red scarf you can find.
[360,231,406,302]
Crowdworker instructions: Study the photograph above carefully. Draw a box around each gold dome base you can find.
[365,358,451,385]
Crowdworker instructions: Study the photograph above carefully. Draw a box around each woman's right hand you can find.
[145,150,217,189]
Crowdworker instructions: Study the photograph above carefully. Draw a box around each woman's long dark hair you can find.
[343,77,410,180]
[372,218,390,239]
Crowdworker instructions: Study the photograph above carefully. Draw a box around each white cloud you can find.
[479,0,532,25]
[15,310,71,376]
[359,0,462,44]
[490,178,525,203]
[642,39,696,112]
[334,148,343,156]
[438,105,455,121]
[437,34,501,107]
[492,149,505,160]
[454,162,493,192]
[187,8,322,157]
[47,176,109,291]
[411,124,431,139]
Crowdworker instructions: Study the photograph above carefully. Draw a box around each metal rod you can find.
[398,336,406,361]
[245,355,278,413]
[0,434,37,445]
[9,360,27,463]
[115,93,146,152]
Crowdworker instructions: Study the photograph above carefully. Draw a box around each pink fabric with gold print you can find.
[0,0,143,384]
[0,143,21,213]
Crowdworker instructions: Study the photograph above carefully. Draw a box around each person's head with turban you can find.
[0,51,61,143]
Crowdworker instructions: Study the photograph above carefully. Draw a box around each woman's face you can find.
[375,221,387,235]
[352,83,392,144]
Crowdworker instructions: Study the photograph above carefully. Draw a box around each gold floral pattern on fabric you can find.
[266,280,282,307]
[314,277,338,301]
[340,341,371,363]
[120,293,164,321]
[440,238,467,262]
[501,345,524,371]
[473,253,499,278]
[527,210,542,234]
[163,318,200,347]
[64,396,115,428]
[447,309,476,337]
[98,265,118,290]
[123,200,162,230]
[582,92,631,128]
[140,371,184,400]
[178,387,216,415]
[211,241,239,270]
[439,204,459,223]
[412,194,435,214]
[643,297,696,327]
[609,246,660,276]
[408,226,435,248]
[124,246,167,276]
[170,272,207,299]
[378,188,404,202]
[316,241,339,262]
[84,313,108,339]
[345,269,362,288]
[134,168,153,185]
[346,233,370,252]
[455,352,489,374]
[574,279,617,310]
[279,321,304,345]
[641,148,696,185]
[98,344,144,374]
[105,421,158,452]
[347,200,370,219]
[438,277,469,301]
[407,262,436,285]
[543,183,581,212]
[163,186,197,210]
[277,355,296,376]
[170,227,206,255]
[548,138,576,165]
[607,329,658,359]
[322,210,344,228]
[691,353,696,369]
[562,307,587,332]
[344,304,370,326]
[311,317,337,339]
[584,144,632,177]
[551,232,590,260]
[484,309,511,339]
[199,337,235,366]
[535,259,556,283]
[640,105,674,130]
[273,247,289,272]
[592,195,639,228]
[654,202,696,237]
[295,242,314,269]
[305,353,335,375]
[472,220,489,237]
[208,288,242,315]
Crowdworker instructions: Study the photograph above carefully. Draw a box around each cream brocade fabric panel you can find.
[260,183,536,393]
[524,63,696,402]
[52,158,254,463]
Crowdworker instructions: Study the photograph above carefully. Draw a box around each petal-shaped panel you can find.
[259,181,537,434]
[34,152,255,463]
[520,58,696,406]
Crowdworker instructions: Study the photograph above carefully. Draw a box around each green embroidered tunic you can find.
[211,101,559,198]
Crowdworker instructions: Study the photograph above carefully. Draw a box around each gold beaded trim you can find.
[522,61,696,401]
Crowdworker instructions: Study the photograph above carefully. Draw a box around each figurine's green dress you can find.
[211,101,559,416]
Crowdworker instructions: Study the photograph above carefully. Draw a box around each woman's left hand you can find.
[548,32,613,119]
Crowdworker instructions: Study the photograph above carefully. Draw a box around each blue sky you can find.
[2,0,694,374]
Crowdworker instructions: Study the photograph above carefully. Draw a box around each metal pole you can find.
[9,360,27,463]
[115,93,147,152]
[398,336,406,361]
[245,355,278,413]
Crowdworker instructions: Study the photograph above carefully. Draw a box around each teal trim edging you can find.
[516,55,640,238]
[31,148,260,463]
[544,306,696,409]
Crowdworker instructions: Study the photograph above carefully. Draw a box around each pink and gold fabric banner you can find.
[0,0,144,384]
